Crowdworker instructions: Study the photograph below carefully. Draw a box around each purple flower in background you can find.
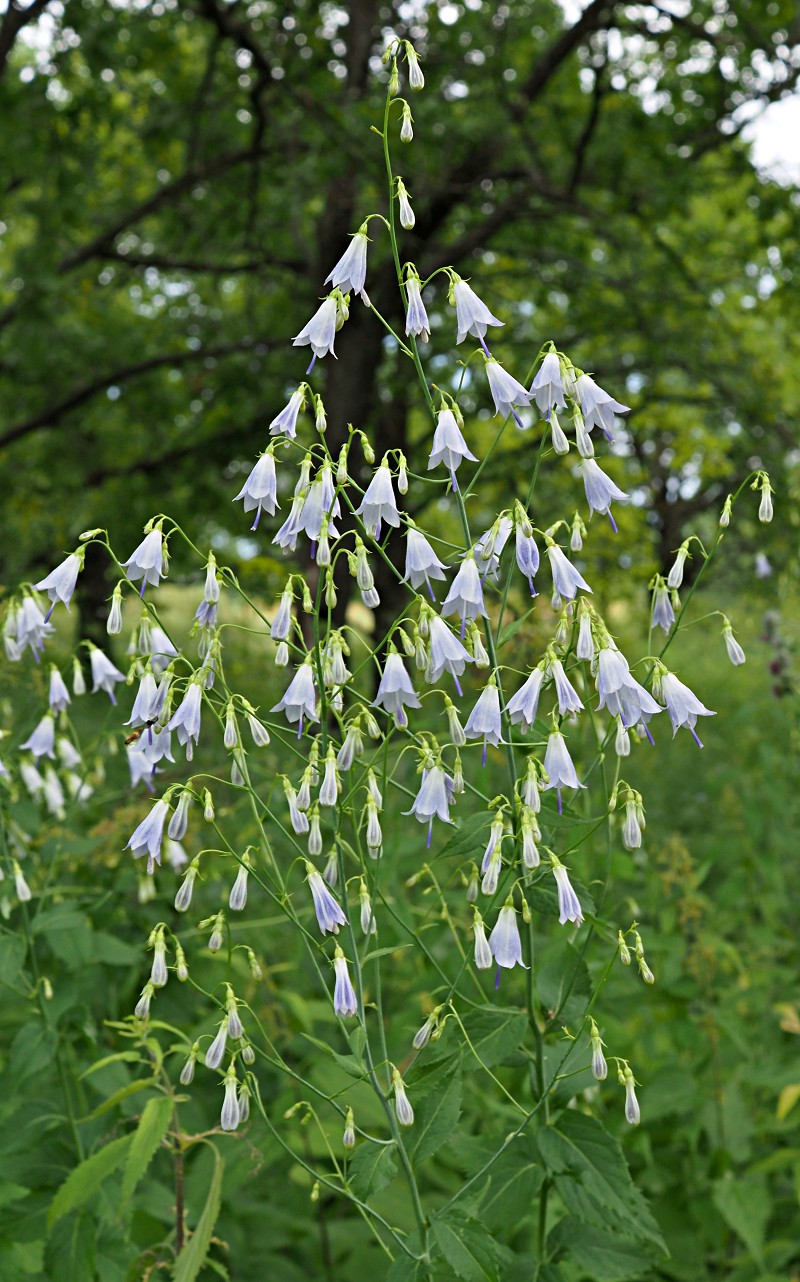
[333,952,358,1017]
[306,864,348,935]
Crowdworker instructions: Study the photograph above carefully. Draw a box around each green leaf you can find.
[437,814,495,859]
[299,1033,365,1079]
[386,1255,423,1282]
[537,1112,666,1251]
[121,1093,173,1204]
[497,611,536,649]
[712,1175,769,1266]
[45,1211,97,1282]
[548,1218,656,1281]
[0,934,28,982]
[412,1068,462,1163]
[431,1212,499,1282]
[80,1051,146,1080]
[457,1009,527,1071]
[80,1078,158,1121]
[9,1021,58,1077]
[478,1139,543,1231]
[348,1142,398,1200]
[48,1134,132,1231]
[173,1148,225,1282]
[361,944,414,964]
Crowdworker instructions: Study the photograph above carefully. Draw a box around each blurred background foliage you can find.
[1,0,799,1280]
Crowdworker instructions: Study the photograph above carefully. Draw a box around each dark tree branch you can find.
[95,248,303,276]
[0,336,281,450]
[0,0,52,78]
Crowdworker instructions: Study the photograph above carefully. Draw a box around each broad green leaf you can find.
[712,1175,769,1266]
[299,1033,365,1079]
[348,1141,398,1200]
[537,1112,666,1251]
[478,1139,543,1231]
[80,1051,146,1080]
[386,1254,423,1282]
[173,1148,225,1282]
[431,1212,499,1282]
[0,934,27,982]
[9,1022,58,1077]
[535,941,591,1024]
[121,1093,174,1204]
[48,1134,132,1231]
[45,1211,97,1282]
[80,1078,158,1121]
[457,1009,527,1071]
[438,814,495,859]
[548,1218,656,1281]
[412,1068,462,1162]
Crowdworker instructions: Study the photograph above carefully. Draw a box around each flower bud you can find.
[107,585,123,635]
[343,1107,355,1149]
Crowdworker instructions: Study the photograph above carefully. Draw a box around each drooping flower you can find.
[621,1065,640,1125]
[474,516,513,583]
[404,273,430,342]
[20,713,56,761]
[450,276,503,345]
[722,622,746,666]
[333,950,358,1018]
[89,646,125,702]
[484,358,532,421]
[306,863,348,935]
[123,529,166,592]
[34,552,82,618]
[550,658,584,717]
[373,650,421,728]
[440,555,488,633]
[651,580,675,633]
[292,295,339,360]
[220,1067,240,1132]
[574,373,630,438]
[551,858,584,926]
[168,682,203,758]
[48,667,71,714]
[578,459,628,528]
[464,681,502,764]
[427,409,477,491]
[15,595,54,659]
[515,525,540,595]
[660,671,715,746]
[543,728,585,811]
[126,798,170,874]
[403,527,447,598]
[530,351,566,416]
[324,227,370,303]
[505,667,545,733]
[396,178,415,230]
[356,462,401,540]
[269,388,306,439]
[473,913,493,969]
[545,541,592,601]
[405,43,424,90]
[426,614,473,691]
[271,660,319,734]
[489,901,527,970]
[234,453,279,531]
[392,1070,414,1126]
[406,763,454,846]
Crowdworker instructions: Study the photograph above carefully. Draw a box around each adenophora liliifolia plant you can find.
[1,40,773,1277]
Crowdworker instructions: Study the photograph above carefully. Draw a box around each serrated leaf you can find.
[478,1139,543,1231]
[173,1148,224,1282]
[458,1009,527,1071]
[431,1213,499,1282]
[298,1033,365,1079]
[548,1218,656,1281]
[0,934,27,982]
[45,1211,96,1282]
[48,1134,132,1231]
[712,1175,769,1266]
[121,1093,173,1204]
[537,1112,666,1251]
[412,1069,462,1162]
[438,814,495,859]
[348,1142,398,1200]
[80,1078,157,1121]
[386,1254,423,1282]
